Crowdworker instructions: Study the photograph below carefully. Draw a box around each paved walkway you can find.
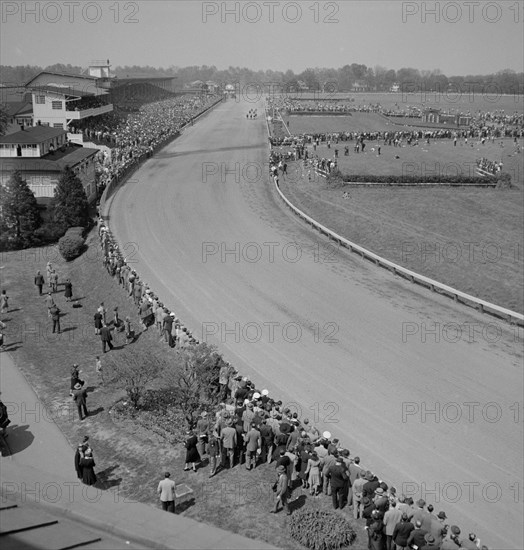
[0,351,277,549]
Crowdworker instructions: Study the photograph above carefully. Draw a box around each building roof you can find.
[5,101,33,117]
[28,85,97,98]
[0,126,66,144]
[25,71,99,87]
[0,146,98,172]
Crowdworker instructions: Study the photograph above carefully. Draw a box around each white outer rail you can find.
[274,180,524,326]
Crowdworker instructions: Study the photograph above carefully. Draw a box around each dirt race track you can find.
[106,98,523,549]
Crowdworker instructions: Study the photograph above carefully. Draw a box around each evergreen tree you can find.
[0,105,7,136]
[0,170,41,248]
[53,166,90,231]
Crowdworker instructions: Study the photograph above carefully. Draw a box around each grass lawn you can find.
[0,232,368,549]
[307,138,523,179]
[283,92,524,113]
[279,157,524,313]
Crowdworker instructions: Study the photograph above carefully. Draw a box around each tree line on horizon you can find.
[1,63,523,96]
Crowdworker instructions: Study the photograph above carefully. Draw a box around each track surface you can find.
[107,98,523,549]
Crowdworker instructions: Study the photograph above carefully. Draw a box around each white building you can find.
[25,70,114,130]
[0,126,98,205]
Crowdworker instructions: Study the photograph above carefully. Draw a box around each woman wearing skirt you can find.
[184,430,201,472]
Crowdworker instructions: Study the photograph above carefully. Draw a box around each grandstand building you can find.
[0,126,98,206]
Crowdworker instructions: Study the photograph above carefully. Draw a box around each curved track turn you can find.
[107,98,523,549]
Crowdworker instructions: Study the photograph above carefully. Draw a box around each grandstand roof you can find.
[27,85,98,98]
[25,71,98,87]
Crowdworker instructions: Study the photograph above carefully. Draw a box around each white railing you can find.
[66,104,114,120]
[274,179,523,325]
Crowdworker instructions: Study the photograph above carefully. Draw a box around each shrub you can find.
[496,172,512,189]
[58,233,85,261]
[33,221,67,245]
[326,172,498,186]
[105,350,166,409]
[289,509,357,550]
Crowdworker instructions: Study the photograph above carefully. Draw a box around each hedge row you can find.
[326,169,507,187]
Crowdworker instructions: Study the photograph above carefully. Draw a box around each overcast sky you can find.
[1,1,523,75]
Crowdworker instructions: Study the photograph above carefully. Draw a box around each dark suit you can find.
[100,326,113,352]
[392,521,415,549]
[73,388,88,420]
[328,462,349,509]
[407,528,428,549]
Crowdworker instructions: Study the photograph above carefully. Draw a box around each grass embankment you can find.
[279,151,524,312]
[0,231,367,549]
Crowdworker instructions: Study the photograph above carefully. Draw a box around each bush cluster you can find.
[289,509,357,550]
[58,231,85,261]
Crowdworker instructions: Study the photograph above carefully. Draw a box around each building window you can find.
[53,123,63,128]
[35,95,45,104]
[51,101,63,110]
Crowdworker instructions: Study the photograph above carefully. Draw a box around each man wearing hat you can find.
[352,470,367,519]
[242,402,255,433]
[363,471,380,499]
[392,513,415,550]
[441,526,462,550]
[420,533,439,550]
[196,411,210,458]
[271,465,290,515]
[383,500,403,550]
[244,422,261,470]
[327,451,349,509]
[220,419,237,469]
[429,511,448,547]
[72,382,88,421]
[407,520,429,549]
[259,419,274,464]
[412,498,432,532]
[373,487,389,518]
[157,472,176,513]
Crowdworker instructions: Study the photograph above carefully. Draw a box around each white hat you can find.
[322,431,332,439]
[261,389,269,396]
[253,392,261,400]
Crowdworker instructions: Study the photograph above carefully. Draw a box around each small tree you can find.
[53,166,90,232]
[0,170,41,248]
[105,350,166,409]
[162,343,226,428]
[0,105,7,137]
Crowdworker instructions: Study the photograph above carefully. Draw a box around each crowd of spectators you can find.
[97,210,491,549]
[92,94,220,192]
[476,158,503,175]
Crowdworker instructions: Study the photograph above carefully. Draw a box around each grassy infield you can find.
[279,117,523,313]
[1,104,522,549]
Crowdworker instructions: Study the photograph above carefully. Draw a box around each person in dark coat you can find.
[327,453,349,509]
[94,311,103,335]
[392,514,415,550]
[50,305,61,334]
[368,510,386,550]
[80,448,97,486]
[74,436,89,479]
[363,471,380,498]
[72,383,89,420]
[184,430,200,472]
[70,364,84,395]
[100,324,114,353]
[64,279,73,301]
[34,271,45,295]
